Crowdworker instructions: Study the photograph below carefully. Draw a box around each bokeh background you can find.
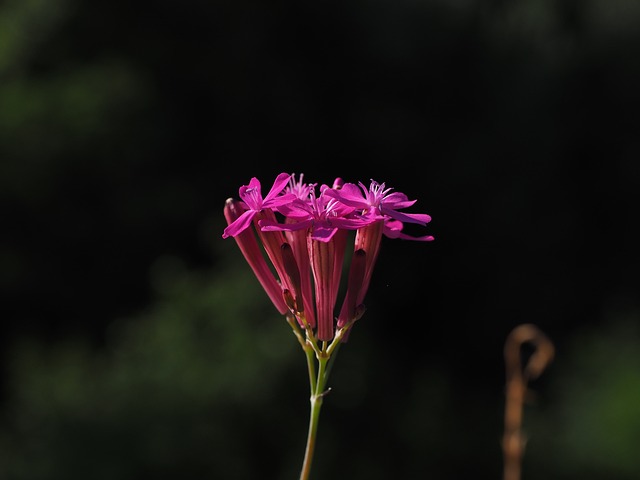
[1,0,640,479]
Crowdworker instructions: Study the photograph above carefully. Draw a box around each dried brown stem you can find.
[503,324,554,480]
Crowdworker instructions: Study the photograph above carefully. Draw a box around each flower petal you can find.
[222,209,256,238]
[263,172,293,204]
[381,207,431,225]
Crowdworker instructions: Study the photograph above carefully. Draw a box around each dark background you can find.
[1,0,640,479]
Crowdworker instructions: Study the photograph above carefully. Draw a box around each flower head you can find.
[324,179,433,240]
[222,172,433,342]
[262,184,369,242]
[223,198,289,314]
[222,173,297,239]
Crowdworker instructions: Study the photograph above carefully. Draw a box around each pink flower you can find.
[324,179,432,236]
[222,173,297,239]
[222,172,434,343]
[261,185,370,242]
[223,198,289,314]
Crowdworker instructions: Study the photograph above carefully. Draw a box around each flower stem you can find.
[305,346,317,396]
[299,353,329,480]
[299,393,323,480]
[296,322,355,480]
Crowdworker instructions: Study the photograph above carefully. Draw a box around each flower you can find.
[260,184,370,242]
[260,178,368,338]
[323,179,433,240]
[222,173,433,341]
[222,172,297,239]
[223,198,289,314]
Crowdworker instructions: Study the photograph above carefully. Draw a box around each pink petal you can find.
[222,209,256,238]
[383,192,411,204]
[259,219,312,232]
[325,183,368,208]
[310,225,339,242]
[263,172,292,204]
[384,219,434,241]
[382,208,431,225]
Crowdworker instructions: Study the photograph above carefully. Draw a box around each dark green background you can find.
[1,0,639,478]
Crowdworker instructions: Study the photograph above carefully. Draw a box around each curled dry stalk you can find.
[502,324,555,480]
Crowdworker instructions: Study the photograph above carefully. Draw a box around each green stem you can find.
[323,342,341,383]
[296,322,356,480]
[299,353,329,480]
[299,393,323,480]
[305,345,317,396]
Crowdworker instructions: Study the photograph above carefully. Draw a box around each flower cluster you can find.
[222,172,433,341]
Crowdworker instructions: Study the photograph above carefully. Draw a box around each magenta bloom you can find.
[261,185,369,242]
[223,199,289,314]
[324,179,432,239]
[222,173,297,239]
[222,172,433,343]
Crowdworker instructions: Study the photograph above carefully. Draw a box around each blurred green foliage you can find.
[527,316,640,480]
[0,243,304,479]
